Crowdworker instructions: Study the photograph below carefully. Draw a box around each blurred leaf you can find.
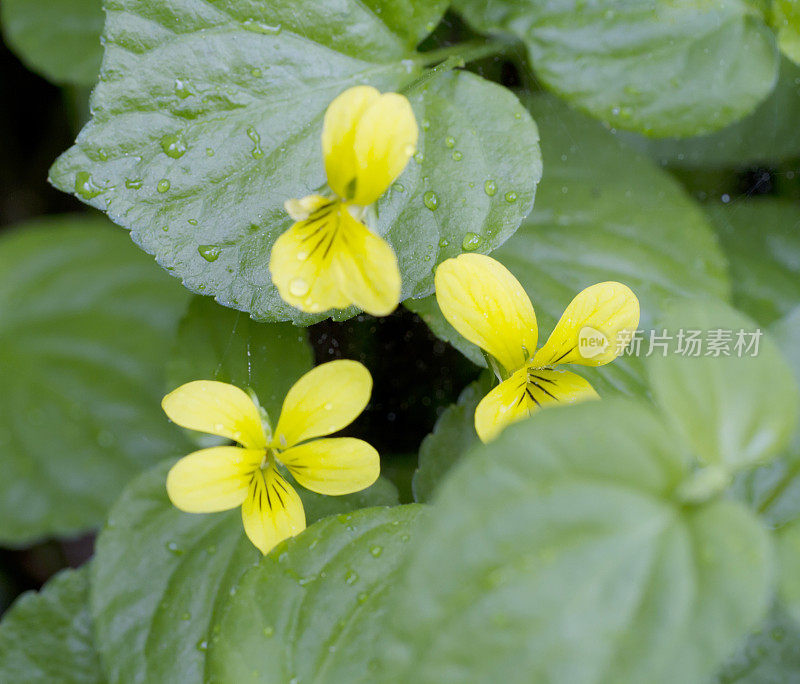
[206,505,425,683]
[409,95,731,397]
[454,0,778,137]
[649,299,798,473]
[0,215,189,544]
[412,376,489,503]
[0,0,104,86]
[0,567,103,683]
[705,200,800,327]
[166,296,313,422]
[715,605,800,683]
[49,0,542,324]
[91,460,398,684]
[732,307,800,525]
[623,58,800,168]
[777,520,800,624]
[773,0,800,64]
[373,400,772,684]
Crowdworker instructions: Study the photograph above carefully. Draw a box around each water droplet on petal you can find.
[452,150,463,161]
[289,277,310,297]
[345,570,359,585]
[444,136,455,148]
[157,179,171,193]
[504,191,517,203]
[484,180,497,197]
[369,545,383,557]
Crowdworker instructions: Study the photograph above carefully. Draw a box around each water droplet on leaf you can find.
[462,232,482,251]
[161,133,187,159]
[198,245,221,262]
[75,171,106,199]
[423,191,438,211]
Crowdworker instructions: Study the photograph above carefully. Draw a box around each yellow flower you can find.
[162,360,380,554]
[435,254,640,442]
[270,85,419,317]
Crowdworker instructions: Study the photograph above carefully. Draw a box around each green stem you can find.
[415,39,510,67]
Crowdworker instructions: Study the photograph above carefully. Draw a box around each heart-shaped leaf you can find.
[49,0,542,324]
[0,215,189,544]
[1,0,104,86]
[624,58,800,168]
[90,460,398,684]
[206,505,425,684]
[454,0,779,137]
[0,567,103,684]
[373,400,773,684]
[649,299,799,473]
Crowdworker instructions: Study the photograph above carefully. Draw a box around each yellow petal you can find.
[274,360,372,448]
[241,467,306,555]
[350,93,418,206]
[162,381,266,449]
[323,86,381,201]
[435,254,538,375]
[280,437,380,495]
[166,446,263,513]
[284,194,330,221]
[475,367,599,442]
[532,282,640,368]
[333,205,401,316]
[270,201,400,316]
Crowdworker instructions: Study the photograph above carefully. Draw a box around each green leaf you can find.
[206,505,425,684]
[732,307,800,525]
[777,521,800,625]
[649,298,799,473]
[454,0,778,137]
[0,0,104,86]
[623,58,800,168]
[90,460,398,684]
[374,400,773,684]
[705,200,800,327]
[772,0,800,64]
[0,215,189,544]
[715,605,800,683]
[49,0,542,324]
[408,95,730,397]
[412,376,489,503]
[0,567,103,684]
[166,296,313,422]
